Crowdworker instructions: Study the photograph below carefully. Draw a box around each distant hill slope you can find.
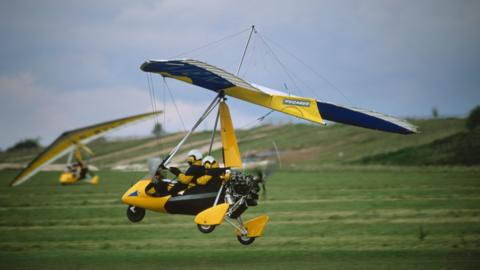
[2,118,474,169]
[355,128,480,166]
[237,118,467,168]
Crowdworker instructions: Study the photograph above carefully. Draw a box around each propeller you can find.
[244,141,282,200]
[260,158,280,200]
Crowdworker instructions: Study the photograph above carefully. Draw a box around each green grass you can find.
[0,167,479,269]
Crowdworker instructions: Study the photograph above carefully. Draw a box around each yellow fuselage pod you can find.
[59,172,78,185]
[122,179,222,215]
[59,171,98,185]
[121,180,171,213]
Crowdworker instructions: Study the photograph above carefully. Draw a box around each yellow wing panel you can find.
[10,140,74,187]
[224,86,323,124]
[159,72,193,84]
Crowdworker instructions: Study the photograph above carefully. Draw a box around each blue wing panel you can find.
[141,60,234,92]
[316,101,415,134]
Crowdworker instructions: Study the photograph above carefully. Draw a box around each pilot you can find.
[195,155,230,191]
[164,149,205,195]
[70,146,93,180]
[71,160,94,181]
[70,161,85,179]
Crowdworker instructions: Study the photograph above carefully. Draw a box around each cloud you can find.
[0,72,264,149]
[1,0,480,148]
[0,73,150,148]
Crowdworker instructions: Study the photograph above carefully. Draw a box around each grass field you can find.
[1,167,479,269]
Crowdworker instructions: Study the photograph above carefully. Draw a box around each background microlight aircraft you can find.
[59,142,98,185]
[10,112,160,187]
[121,58,418,245]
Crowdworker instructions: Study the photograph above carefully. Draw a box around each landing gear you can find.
[127,205,145,222]
[237,235,255,245]
[197,224,216,234]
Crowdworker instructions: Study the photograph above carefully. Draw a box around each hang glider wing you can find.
[141,59,417,135]
[10,112,161,187]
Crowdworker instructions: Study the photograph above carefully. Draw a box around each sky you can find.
[1,0,479,149]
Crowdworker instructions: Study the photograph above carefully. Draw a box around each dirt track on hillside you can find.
[110,124,283,166]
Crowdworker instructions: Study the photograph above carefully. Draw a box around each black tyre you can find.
[237,235,255,245]
[127,205,145,222]
[197,224,216,234]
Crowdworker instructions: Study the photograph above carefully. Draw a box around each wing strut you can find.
[219,101,242,167]
[208,108,221,155]
[160,91,224,167]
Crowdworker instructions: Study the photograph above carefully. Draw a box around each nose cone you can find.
[122,184,142,205]
[120,179,171,213]
[59,172,75,184]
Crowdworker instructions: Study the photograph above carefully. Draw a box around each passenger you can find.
[163,149,205,196]
[195,155,230,192]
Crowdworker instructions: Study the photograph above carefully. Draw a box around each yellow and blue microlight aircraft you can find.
[121,59,418,245]
[10,112,160,187]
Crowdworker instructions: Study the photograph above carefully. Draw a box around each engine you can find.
[224,171,262,218]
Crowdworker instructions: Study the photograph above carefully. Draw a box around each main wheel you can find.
[197,224,216,234]
[127,205,145,222]
[237,235,256,245]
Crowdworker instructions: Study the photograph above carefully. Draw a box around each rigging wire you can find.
[146,73,159,126]
[143,26,276,164]
[147,73,164,154]
[208,108,221,155]
[162,76,167,137]
[254,32,306,98]
[171,26,252,59]
[162,78,187,133]
[260,33,354,106]
[154,26,334,156]
[146,73,154,117]
[161,93,222,166]
[153,73,164,125]
[157,73,166,152]
[240,33,258,78]
[238,109,275,130]
[231,26,277,132]
[237,25,256,75]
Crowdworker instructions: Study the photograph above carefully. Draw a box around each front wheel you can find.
[127,205,145,222]
[237,235,255,245]
[197,224,216,234]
